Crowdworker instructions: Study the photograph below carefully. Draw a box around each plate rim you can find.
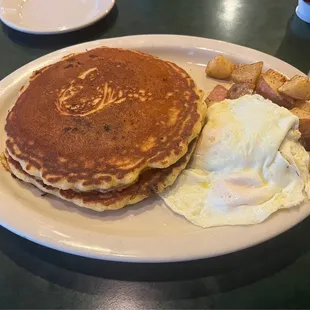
[0,34,308,262]
[0,0,115,35]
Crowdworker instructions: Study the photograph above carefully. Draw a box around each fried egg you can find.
[160,94,310,227]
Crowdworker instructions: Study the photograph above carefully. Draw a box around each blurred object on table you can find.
[1,4,118,50]
[0,0,115,35]
[296,0,310,23]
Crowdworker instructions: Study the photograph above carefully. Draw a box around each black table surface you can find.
[1,0,310,308]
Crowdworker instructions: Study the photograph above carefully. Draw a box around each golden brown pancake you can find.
[5,140,197,211]
[5,47,205,192]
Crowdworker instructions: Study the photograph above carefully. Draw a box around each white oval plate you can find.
[0,35,308,262]
[0,0,115,35]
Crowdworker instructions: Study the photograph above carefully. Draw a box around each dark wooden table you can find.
[1,0,310,308]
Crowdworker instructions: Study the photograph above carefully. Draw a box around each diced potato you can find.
[231,62,263,85]
[205,85,228,106]
[205,55,235,80]
[255,68,295,108]
[290,101,310,150]
[227,82,254,99]
[256,76,295,108]
[279,75,310,100]
[263,69,288,89]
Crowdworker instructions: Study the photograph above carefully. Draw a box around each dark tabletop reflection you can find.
[1,215,310,305]
[276,14,310,74]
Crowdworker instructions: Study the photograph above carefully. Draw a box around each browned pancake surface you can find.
[6,47,204,191]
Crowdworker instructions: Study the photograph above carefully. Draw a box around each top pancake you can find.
[5,47,205,191]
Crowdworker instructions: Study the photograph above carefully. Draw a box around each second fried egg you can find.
[160,95,310,227]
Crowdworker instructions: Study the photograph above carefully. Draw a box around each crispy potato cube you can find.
[231,62,263,85]
[279,75,310,100]
[205,85,228,106]
[263,69,288,89]
[255,69,295,108]
[290,101,310,150]
[256,76,295,108]
[227,83,254,99]
[205,55,235,80]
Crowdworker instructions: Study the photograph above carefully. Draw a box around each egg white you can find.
[160,95,310,227]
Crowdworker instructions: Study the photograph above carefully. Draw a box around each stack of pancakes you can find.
[3,47,206,211]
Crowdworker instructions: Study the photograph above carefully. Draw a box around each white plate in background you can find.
[0,0,115,35]
[0,35,308,262]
